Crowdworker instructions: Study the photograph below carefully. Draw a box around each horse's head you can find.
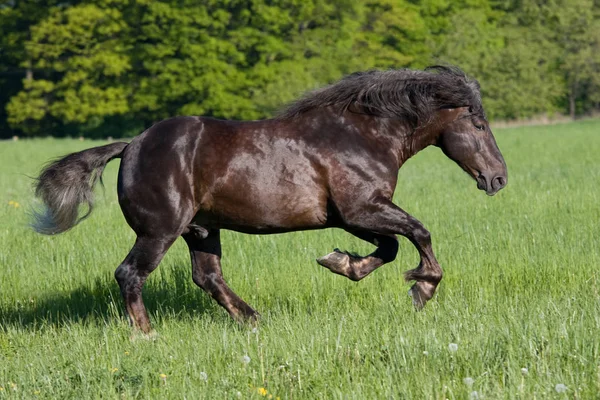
[436,107,507,196]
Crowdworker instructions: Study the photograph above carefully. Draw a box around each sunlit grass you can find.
[1,120,599,398]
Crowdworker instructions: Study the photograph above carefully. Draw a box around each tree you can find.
[420,0,564,119]
[7,4,130,136]
[549,0,600,118]
[2,0,599,136]
[0,0,76,137]
[6,0,433,136]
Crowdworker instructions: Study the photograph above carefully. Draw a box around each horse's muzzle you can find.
[477,173,507,196]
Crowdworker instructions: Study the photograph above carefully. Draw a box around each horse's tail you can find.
[32,142,129,235]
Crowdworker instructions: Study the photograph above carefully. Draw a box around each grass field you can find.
[1,119,599,399]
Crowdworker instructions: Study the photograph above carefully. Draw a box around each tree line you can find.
[1,0,599,138]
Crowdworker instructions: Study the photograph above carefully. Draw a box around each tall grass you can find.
[0,120,599,398]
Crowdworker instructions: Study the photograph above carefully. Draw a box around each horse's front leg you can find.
[318,197,443,309]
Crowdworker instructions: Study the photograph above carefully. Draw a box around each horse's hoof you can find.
[316,251,350,274]
[232,307,261,326]
[245,311,261,326]
[408,287,424,310]
[408,282,437,310]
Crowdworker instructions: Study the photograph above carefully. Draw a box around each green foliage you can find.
[1,0,599,137]
[549,0,600,116]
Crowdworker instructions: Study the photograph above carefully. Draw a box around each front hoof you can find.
[316,250,350,275]
[408,287,425,310]
[247,311,261,325]
[408,281,436,310]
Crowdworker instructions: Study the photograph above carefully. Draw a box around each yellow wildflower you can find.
[125,351,130,355]
[8,200,20,208]
[34,390,41,395]
[111,367,119,373]
[159,373,167,385]
[0,387,4,391]
[9,382,17,391]
[257,387,267,396]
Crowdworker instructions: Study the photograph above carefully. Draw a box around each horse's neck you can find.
[365,116,438,168]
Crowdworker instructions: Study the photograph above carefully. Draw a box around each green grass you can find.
[1,120,599,399]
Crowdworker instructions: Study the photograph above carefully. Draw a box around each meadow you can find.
[0,119,599,399]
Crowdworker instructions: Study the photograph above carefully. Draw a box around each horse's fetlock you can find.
[429,267,443,283]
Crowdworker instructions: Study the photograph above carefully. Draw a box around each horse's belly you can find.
[194,136,330,232]
[197,184,328,233]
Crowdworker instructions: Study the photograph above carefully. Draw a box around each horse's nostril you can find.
[493,176,506,189]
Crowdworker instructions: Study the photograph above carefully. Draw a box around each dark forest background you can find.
[1,0,599,138]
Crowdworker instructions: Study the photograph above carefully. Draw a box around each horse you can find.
[32,66,507,333]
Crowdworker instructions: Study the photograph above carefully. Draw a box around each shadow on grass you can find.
[0,266,223,330]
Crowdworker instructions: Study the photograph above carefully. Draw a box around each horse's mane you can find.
[277,66,484,127]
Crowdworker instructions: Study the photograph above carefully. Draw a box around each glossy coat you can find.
[33,66,507,333]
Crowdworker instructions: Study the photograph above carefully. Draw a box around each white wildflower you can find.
[521,367,528,376]
[448,343,458,352]
[555,383,567,393]
[199,371,207,382]
[241,355,251,364]
[463,377,474,387]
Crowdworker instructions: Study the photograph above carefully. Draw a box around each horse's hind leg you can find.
[317,230,398,281]
[182,228,258,322]
[115,236,176,333]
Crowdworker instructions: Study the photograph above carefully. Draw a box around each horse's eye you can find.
[474,123,485,131]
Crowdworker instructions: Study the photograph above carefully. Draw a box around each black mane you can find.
[278,65,484,126]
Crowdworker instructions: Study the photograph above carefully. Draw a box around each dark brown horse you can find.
[33,66,507,333]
